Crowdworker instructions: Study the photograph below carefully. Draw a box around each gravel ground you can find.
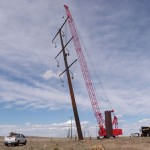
[1,136,150,150]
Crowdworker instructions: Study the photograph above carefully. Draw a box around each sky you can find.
[0,0,150,137]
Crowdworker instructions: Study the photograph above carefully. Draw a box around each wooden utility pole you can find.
[52,19,83,140]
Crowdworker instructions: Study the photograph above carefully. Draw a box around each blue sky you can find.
[0,0,150,137]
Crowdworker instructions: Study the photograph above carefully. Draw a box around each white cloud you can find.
[0,76,91,111]
[25,122,31,126]
[138,119,150,124]
[42,70,60,80]
[0,120,92,137]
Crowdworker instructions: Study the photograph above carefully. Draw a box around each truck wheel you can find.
[5,143,8,146]
[147,133,150,137]
[15,141,19,146]
[24,140,26,145]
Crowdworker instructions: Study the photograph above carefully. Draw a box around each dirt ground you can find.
[1,136,150,150]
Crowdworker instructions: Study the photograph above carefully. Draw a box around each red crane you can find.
[64,5,122,137]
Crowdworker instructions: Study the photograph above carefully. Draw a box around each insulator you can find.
[53,41,57,48]
[61,31,65,37]
[66,49,70,56]
[70,70,74,80]
[57,64,60,67]
[60,77,64,83]
[55,58,60,67]
[60,77,64,87]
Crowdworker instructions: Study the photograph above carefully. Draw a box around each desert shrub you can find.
[54,147,59,150]
[29,146,34,150]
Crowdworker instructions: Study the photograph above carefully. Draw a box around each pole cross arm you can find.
[55,36,73,59]
[59,59,77,77]
[52,17,69,43]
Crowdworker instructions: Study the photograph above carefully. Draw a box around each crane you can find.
[64,5,122,138]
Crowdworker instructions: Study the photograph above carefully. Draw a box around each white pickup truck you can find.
[4,133,27,146]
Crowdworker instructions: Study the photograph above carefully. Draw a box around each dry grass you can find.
[1,136,150,150]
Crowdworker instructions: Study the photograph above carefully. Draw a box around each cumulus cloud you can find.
[42,70,60,80]
[0,120,91,137]
[138,119,150,124]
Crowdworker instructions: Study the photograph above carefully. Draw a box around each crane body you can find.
[64,5,122,138]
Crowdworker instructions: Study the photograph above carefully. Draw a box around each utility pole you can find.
[52,18,83,140]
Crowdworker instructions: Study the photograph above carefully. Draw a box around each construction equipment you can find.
[130,133,140,137]
[141,127,150,137]
[64,5,123,138]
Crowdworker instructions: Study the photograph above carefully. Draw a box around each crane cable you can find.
[62,10,116,116]
[76,28,115,116]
